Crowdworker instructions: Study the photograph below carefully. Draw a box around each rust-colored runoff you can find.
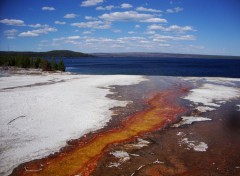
[13,88,187,176]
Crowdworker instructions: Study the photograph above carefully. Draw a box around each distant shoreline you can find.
[0,50,239,59]
[91,52,240,59]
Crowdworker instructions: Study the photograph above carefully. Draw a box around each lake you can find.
[62,57,240,78]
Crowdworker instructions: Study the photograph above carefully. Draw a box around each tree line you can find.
[0,55,65,71]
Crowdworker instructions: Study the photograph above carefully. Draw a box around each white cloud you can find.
[83,31,92,35]
[85,16,98,20]
[67,36,81,40]
[139,40,150,44]
[152,34,196,41]
[99,11,167,24]
[99,11,154,22]
[136,6,162,13]
[53,36,81,41]
[42,6,55,11]
[81,0,103,7]
[50,36,82,46]
[19,27,57,37]
[64,13,78,18]
[110,44,125,48]
[135,25,140,28]
[141,18,167,23]
[104,5,114,10]
[96,6,105,10]
[148,24,165,30]
[118,36,146,41]
[43,34,189,52]
[165,25,194,32]
[85,37,115,43]
[113,29,122,33]
[180,35,196,40]
[81,36,149,46]
[4,29,18,39]
[18,31,39,37]
[159,43,170,47]
[121,3,133,9]
[166,7,183,13]
[148,24,194,32]
[0,18,25,26]
[29,24,49,28]
[71,21,111,29]
[55,21,66,25]
[128,31,135,34]
[96,5,115,10]
[145,30,155,35]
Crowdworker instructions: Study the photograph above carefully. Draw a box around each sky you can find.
[0,0,240,56]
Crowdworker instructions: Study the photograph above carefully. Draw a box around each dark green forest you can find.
[0,55,65,72]
[0,50,94,71]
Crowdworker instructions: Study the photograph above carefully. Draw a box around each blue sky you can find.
[0,0,239,55]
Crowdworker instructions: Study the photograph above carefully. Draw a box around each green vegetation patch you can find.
[0,55,65,72]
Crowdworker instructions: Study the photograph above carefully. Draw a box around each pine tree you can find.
[57,59,65,71]
[51,59,58,71]
[40,59,50,71]
[34,57,41,68]
[20,57,30,68]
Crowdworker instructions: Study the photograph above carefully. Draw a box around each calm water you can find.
[62,57,240,78]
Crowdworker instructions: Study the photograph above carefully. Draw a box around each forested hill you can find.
[0,50,91,58]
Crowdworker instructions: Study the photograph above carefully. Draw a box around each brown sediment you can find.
[11,87,188,176]
[92,101,240,176]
